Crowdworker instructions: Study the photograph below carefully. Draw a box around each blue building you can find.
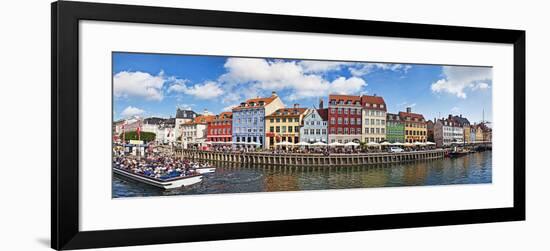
[232,92,284,148]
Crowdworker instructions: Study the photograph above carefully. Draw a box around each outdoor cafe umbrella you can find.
[344,142,359,147]
[413,141,425,146]
[328,142,344,147]
[426,141,436,145]
[380,141,392,146]
[366,142,380,147]
[295,141,311,146]
[276,141,294,146]
[404,142,413,147]
[312,141,328,147]
[392,142,404,146]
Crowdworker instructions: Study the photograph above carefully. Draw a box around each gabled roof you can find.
[328,94,361,103]
[450,115,470,126]
[399,111,425,122]
[194,115,216,124]
[317,108,329,121]
[233,95,278,111]
[361,95,386,111]
[266,107,307,117]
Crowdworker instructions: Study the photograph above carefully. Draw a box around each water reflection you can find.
[113,151,492,198]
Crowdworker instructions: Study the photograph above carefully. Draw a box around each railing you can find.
[175,148,447,167]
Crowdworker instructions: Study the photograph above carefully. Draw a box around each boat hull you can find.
[195,167,216,174]
[113,168,202,189]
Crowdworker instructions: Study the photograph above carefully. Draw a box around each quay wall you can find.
[175,149,447,166]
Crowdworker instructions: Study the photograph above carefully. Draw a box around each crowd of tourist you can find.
[113,152,210,180]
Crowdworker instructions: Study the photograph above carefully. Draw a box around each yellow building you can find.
[463,126,471,143]
[474,124,484,142]
[399,107,427,143]
[266,106,307,148]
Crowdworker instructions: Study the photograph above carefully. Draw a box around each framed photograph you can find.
[52,1,525,250]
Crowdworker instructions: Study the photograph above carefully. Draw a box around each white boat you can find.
[113,167,202,190]
[194,167,216,174]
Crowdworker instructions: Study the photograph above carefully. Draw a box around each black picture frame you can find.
[51,1,525,250]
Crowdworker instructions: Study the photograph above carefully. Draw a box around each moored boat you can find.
[113,167,202,189]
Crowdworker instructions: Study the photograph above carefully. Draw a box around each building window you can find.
[344,128,348,134]
[338,118,342,124]
[288,126,293,133]
[331,118,336,125]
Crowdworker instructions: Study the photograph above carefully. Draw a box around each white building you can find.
[299,107,328,143]
[361,95,387,143]
[434,118,463,147]
[180,115,215,148]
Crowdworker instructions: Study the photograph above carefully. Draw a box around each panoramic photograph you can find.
[111,52,493,198]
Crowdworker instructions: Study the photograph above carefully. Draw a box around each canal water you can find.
[112,151,492,198]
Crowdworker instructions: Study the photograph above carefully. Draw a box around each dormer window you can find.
[381,104,385,108]
[366,103,370,107]
[373,104,378,108]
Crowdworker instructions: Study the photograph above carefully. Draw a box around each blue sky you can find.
[113,52,493,123]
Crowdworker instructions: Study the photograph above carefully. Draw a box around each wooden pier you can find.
[175,149,446,167]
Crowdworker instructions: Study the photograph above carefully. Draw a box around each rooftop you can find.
[266,107,307,117]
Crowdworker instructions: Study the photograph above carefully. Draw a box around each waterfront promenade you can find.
[175,148,447,167]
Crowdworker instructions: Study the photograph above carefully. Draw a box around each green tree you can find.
[120,131,156,142]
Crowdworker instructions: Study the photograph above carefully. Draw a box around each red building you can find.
[207,112,232,142]
[327,94,362,143]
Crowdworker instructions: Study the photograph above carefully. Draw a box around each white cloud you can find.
[222,104,238,112]
[114,71,164,101]
[328,77,367,95]
[451,106,460,113]
[169,81,224,99]
[177,103,195,110]
[220,58,366,100]
[472,82,490,90]
[121,106,145,118]
[185,81,224,99]
[350,63,412,76]
[299,61,350,73]
[431,66,492,98]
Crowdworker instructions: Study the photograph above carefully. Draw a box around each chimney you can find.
[319,98,324,109]
[293,103,299,108]
[460,114,462,118]
[271,91,277,97]
[448,114,452,120]
[406,107,412,113]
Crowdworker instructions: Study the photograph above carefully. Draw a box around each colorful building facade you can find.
[361,95,387,143]
[328,95,362,143]
[399,107,427,143]
[207,112,232,142]
[299,107,329,143]
[266,106,308,148]
[232,92,285,148]
[180,115,215,148]
[386,113,405,143]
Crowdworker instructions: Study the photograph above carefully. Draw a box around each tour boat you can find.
[113,167,202,190]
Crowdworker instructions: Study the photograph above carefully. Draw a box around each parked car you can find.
[389,147,404,153]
